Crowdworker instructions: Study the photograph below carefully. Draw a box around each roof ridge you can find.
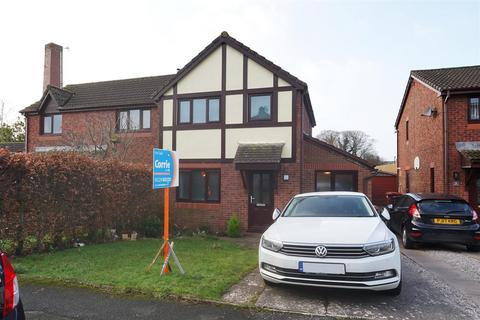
[411,64,480,73]
[65,74,176,87]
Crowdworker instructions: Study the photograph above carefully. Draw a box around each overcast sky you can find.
[1,0,479,159]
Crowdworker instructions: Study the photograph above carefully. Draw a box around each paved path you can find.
[223,241,480,320]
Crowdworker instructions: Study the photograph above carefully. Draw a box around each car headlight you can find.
[261,237,283,252]
[363,239,395,256]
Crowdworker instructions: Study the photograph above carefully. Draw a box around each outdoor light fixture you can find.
[453,171,460,181]
[282,174,289,181]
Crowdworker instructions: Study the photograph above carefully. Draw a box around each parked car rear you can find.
[386,193,480,251]
[0,252,25,320]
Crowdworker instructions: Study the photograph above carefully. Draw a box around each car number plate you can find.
[299,262,345,274]
[433,218,461,225]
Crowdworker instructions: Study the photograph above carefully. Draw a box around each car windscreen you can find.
[418,200,471,215]
[282,195,375,217]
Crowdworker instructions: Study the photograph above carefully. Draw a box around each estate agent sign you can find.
[152,149,179,189]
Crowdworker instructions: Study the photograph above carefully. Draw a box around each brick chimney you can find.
[43,43,63,92]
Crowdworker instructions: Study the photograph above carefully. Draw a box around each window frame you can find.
[430,167,435,193]
[116,108,152,132]
[177,97,221,125]
[405,120,409,141]
[468,97,480,123]
[314,170,358,192]
[248,93,273,122]
[41,113,62,135]
[176,169,221,203]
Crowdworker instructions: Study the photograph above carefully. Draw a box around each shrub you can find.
[226,215,241,238]
[0,239,17,256]
[137,215,163,238]
[0,149,163,255]
[40,234,54,252]
[21,236,38,255]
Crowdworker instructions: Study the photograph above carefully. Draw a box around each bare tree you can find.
[316,130,383,165]
[63,113,136,161]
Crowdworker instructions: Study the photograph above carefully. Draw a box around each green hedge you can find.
[0,149,162,255]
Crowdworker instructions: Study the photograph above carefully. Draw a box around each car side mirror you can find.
[272,208,281,220]
[380,208,391,221]
[387,204,393,210]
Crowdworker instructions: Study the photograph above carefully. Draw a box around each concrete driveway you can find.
[223,241,480,319]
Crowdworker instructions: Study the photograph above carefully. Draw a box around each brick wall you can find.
[397,79,445,194]
[172,162,303,233]
[26,108,159,164]
[446,95,480,200]
[302,138,374,198]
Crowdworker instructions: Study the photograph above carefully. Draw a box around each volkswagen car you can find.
[258,192,402,295]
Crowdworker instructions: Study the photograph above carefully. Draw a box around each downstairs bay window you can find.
[177,169,220,202]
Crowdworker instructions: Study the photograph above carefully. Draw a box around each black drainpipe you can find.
[443,91,450,193]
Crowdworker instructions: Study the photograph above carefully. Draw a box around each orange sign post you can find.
[146,149,184,276]
[163,187,170,274]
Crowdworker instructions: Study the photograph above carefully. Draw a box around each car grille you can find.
[279,243,369,259]
[262,263,397,282]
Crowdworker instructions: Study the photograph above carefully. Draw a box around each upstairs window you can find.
[469,97,480,122]
[118,108,151,131]
[178,98,220,124]
[42,114,62,134]
[249,94,272,121]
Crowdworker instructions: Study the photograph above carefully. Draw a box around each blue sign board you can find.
[152,149,179,189]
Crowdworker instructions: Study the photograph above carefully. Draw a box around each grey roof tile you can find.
[234,143,284,164]
[411,65,480,92]
[21,74,175,113]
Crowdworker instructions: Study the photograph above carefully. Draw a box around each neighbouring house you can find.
[371,165,397,207]
[0,142,25,153]
[21,32,377,232]
[396,65,480,208]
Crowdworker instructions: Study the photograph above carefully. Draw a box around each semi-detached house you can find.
[21,32,376,232]
[396,65,480,208]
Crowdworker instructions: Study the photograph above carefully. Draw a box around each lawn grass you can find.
[12,237,258,300]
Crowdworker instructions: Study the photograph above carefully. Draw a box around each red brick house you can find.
[396,65,480,208]
[21,32,376,232]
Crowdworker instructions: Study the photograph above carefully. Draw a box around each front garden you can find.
[13,237,258,300]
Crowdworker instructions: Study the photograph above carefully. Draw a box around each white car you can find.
[259,191,402,295]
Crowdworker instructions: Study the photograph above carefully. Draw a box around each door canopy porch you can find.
[234,143,284,189]
[234,143,284,170]
[456,142,480,168]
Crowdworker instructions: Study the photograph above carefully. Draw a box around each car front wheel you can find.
[402,227,415,249]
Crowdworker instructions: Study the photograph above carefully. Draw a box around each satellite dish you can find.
[421,106,437,117]
[414,156,420,170]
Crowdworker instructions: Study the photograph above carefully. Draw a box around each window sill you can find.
[175,201,221,209]
[40,133,62,137]
[467,123,480,130]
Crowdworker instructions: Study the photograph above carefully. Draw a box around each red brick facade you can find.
[26,109,159,164]
[397,78,480,207]
[397,79,445,194]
